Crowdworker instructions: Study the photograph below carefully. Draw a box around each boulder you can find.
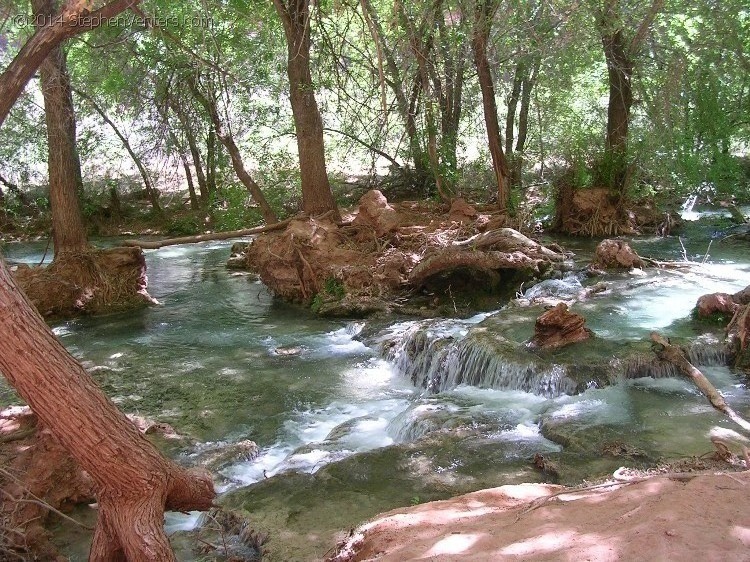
[695,293,740,318]
[352,190,400,236]
[591,239,645,270]
[448,198,478,223]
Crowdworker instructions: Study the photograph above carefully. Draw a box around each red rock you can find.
[352,190,400,236]
[695,293,740,318]
[591,239,645,269]
[531,303,592,349]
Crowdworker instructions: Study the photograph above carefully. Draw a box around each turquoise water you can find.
[1,230,749,560]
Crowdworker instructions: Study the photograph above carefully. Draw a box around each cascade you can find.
[382,321,581,398]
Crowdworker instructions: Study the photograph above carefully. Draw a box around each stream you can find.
[2,217,750,561]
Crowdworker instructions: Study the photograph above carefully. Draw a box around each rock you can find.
[197,439,260,471]
[591,239,645,270]
[273,346,304,356]
[227,242,250,270]
[448,198,478,223]
[352,190,401,236]
[531,303,592,350]
[695,293,740,318]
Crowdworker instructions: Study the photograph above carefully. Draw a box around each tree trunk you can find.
[601,28,633,194]
[75,87,163,216]
[170,132,200,210]
[172,101,210,206]
[188,78,278,224]
[273,0,341,220]
[0,256,215,560]
[506,57,540,190]
[597,0,664,196]
[33,0,88,256]
[206,127,218,197]
[472,1,510,213]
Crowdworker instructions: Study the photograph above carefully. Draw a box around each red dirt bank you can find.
[331,471,750,561]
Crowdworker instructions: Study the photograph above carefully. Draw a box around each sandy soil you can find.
[332,470,750,561]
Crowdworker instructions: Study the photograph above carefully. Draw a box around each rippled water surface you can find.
[2,229,749,560]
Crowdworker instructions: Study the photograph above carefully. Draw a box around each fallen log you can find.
[650,332,750,432]
[123,218,293,250]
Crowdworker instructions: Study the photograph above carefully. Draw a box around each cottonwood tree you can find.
[594,0,664,197]
[0,1,216,558]
[273,0,341,219]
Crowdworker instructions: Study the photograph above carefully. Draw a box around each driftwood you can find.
[408,249,540,288]
[453,228,564,261]
[123,218,293,249]
[650,332,750,432]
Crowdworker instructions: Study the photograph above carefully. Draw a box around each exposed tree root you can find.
[12,246,156,318]
[238,191,567,315]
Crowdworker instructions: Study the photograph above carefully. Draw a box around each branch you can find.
[323,127,401,169]
[123,218,293,250]
[628,0,664,55]
[0,0,140,127]
[650,332,750,433]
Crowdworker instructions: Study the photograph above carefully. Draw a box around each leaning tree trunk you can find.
[76,87,163,216]
[273,0,341,220]
[0,257,215,560]
[472,0,511,213]
[0,0,141,128]
[34,0,88,255]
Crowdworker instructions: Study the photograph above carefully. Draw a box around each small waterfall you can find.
[686,343,730,366]
[622,343,730,380]
[680,194,699,220]
[382,323,579,398]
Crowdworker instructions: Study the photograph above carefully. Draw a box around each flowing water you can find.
[1,224,749,561]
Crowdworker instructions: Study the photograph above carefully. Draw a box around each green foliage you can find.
[211,184,262,231]
[311,277,346,313]
[165,213,203,236]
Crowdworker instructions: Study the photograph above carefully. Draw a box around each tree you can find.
[472,0,511,212]
[595,0,664,196]
[32,0,94,254]
[273,0,341,220]
[0,2,216,558]
[0,257,215,560]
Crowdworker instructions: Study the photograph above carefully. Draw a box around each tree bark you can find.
[472,0,511,213]
[33,0,89,256]
[273,0,341,220]
[0,0,140,128]
[75,87,163,216]
[0,256,215,560]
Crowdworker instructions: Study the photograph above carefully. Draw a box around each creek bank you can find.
[329,469,750,562]
[10,246,156,318]
[231,191,569,317]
